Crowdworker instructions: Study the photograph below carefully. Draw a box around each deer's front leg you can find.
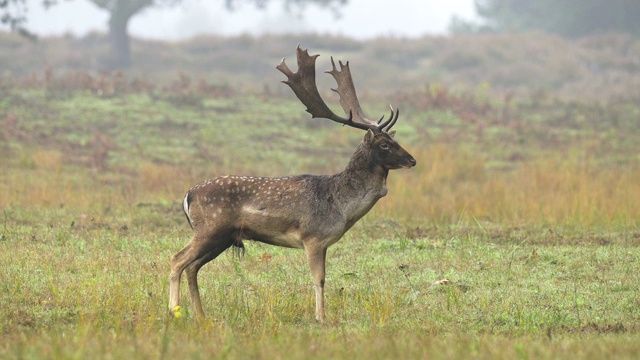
[304,243,327,323]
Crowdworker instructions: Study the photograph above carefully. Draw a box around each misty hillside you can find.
[2,31,639,101]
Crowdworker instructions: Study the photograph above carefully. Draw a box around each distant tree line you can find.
[5,0,638,70]
[451,0,640,37]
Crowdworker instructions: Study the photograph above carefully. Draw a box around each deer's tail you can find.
[182,191,194,230]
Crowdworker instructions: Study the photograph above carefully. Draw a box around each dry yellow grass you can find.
[382,145,640,228]
[3,144,638,230]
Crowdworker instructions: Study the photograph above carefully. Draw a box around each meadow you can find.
[1,33,640,359]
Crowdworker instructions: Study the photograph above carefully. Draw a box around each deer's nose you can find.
[408,156,417,167]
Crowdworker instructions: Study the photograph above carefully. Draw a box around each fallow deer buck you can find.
[169,46,416,323]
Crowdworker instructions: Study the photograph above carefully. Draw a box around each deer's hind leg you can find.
[184,242,232,319]
[169,231,232,317]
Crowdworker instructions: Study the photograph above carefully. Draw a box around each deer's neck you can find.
[331,144,389,226]
[343,144,388,190]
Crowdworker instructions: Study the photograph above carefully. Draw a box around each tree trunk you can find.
[108,10,131,69]
[101,0,153,70]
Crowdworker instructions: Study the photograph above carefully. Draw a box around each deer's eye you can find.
[380,143,390,150]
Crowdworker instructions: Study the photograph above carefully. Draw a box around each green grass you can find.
[1,84,640,358]
[1,207,639,359]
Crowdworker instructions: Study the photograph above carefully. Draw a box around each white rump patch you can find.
[183,192,193,227]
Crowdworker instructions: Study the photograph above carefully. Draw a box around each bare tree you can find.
[94,0,347,69]
[90,0,154,69]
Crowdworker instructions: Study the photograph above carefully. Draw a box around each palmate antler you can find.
[276,45,399,133]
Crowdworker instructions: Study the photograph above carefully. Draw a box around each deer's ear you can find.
[364,129,375,143]
[387,130,396,138]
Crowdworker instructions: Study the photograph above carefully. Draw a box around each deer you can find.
[169,46,416,323]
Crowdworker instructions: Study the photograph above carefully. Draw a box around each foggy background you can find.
[1,0,638,100]
[14,0,478,39]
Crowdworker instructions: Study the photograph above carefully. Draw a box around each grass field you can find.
[1,71,640,358]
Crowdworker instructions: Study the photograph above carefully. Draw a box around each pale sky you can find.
[13,0,478,39]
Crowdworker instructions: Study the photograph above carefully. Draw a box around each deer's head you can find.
[364,129,416,170]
